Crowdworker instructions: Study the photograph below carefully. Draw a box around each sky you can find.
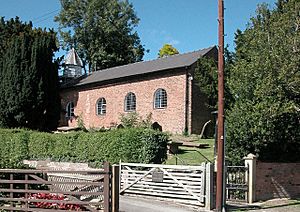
[0,0,277,61]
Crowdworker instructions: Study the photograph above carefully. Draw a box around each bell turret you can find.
[63,48,83,78]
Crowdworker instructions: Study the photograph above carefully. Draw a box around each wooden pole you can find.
[103,162,111,212]
[112,165,119,212]
[216,0,225,211]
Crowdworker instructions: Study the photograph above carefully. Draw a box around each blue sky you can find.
[0,0,277,61]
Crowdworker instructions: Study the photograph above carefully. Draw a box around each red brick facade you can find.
[61,70,183,133]
[59,47,218,135]
[255,162,300,200]
[60,67,213,134]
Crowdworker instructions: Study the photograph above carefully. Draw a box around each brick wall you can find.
[60,70,188,134]
[256,162,300,200]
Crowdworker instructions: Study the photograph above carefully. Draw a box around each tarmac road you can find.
[119,195,201,212]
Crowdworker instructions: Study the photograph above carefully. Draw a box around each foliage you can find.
[226,0,300,164]
[0,17,60,130]
[194,57,218,109]
[158,44,179,58]
[0,128,168,168]
[119,112,153,129]
[28,193,83,210]
[77,114,87,131]
[120,112,140,128]
[0,128,29,168]
[55,0,145,72]
[194,48,234,110]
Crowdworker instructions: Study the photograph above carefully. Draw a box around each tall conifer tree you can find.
[0,17,60,130]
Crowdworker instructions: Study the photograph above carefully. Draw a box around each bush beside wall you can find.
[0,128,168,168]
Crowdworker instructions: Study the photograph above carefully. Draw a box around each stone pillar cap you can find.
[243,153,257,159]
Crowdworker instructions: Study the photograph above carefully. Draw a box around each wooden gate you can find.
[0,163,118,212]
[120,162,213,207]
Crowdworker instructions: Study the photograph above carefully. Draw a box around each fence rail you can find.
[0,163,114,212]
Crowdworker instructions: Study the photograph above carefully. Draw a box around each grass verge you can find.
[165,138,215,165]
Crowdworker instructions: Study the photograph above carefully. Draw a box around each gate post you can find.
[244,153,257,203]
[112,165,120,212]
[205,163,214,210]
[103,162,111,212]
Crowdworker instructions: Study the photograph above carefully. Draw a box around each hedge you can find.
[0,128,168,168]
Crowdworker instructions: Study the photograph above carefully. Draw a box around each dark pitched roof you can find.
[74,46,216,87]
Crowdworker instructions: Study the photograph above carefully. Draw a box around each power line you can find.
[34,15,58,24]
[33,9,60,22]
[32,9,60,25]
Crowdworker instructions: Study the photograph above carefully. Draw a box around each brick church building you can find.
[60,46,217,135]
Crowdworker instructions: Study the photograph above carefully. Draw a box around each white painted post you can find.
[200,163,206,203]
[244,153,257,203]
[205,162,214,210]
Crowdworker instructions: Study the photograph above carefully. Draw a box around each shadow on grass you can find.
[177,149,190,154]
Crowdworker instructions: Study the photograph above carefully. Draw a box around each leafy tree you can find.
[158,44,179,58]
[55,0,145,72]
[226,0,300,164]
[0,17,60,130]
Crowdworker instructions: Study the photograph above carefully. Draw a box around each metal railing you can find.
[226,165,249,202]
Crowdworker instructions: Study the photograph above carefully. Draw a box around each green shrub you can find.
[28,132,54,160]
[119,112,153,129]
[0,129,29,168]
[0,128,168,168]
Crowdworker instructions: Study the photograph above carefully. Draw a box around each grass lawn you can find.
[165,137,215,165]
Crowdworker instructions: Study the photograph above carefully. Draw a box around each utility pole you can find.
[216,0,225,211]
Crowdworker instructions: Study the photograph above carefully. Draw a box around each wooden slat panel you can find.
[121,181,202,190]
[0,179,102,186]
[121,177,203,185]
[0,197,103,205]
[127,186,202,196]
[124,190,203,202]
[121,172,204,181]
[127,184,201,193]
[0,188,104,196]
[0,206,92,212]
[0,169,105,174]
[121,169,203,176]
[121,163,204,170]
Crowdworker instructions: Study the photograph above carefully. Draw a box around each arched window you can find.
[125,92,136,111]
[154,89,167,109]
[96,98,106,115]
[66,102,74,118]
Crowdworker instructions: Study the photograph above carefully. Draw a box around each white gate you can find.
[120,162,213,209]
